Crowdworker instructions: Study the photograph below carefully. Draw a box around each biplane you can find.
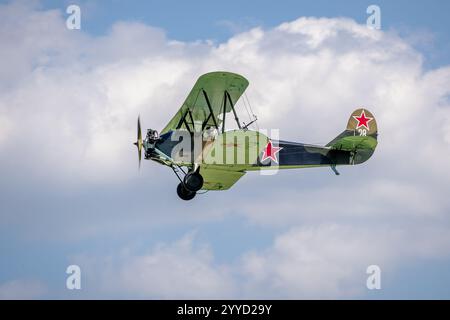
[134,71,378,200]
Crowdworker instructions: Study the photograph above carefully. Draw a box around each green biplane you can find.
[134,71,378,200]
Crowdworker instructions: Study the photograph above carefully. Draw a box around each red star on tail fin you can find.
[353,110,373,130]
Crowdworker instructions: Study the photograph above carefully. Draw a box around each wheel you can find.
[177,183,196,200]
[183,172,204,192]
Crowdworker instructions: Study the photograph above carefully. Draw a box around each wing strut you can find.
[202,89,219,130]
[201,112,212,131]
[226,91,242,129]
[175,109,194,134]
[222,91,227,133]
[187,110,195,131]
[176,89,201,133]
[177,88,243,133]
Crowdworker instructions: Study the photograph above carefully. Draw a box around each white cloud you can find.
[75,225,450,299]
[1,2,449,190]
[1,2,450,298]
[76,233,235,299]
[240,224,450,298]
[241,225,389,299]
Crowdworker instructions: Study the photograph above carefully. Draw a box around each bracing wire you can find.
[242,92,252,124]
[244,92,259,131]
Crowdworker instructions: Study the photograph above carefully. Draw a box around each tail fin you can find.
[326,108,378,164]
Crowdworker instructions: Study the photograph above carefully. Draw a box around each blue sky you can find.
[1,0,450,299]
[39,0,450,68]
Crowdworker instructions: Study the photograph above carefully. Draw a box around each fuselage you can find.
[144,128,372,172]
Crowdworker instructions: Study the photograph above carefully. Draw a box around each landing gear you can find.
[183,171,204,192]
[172,166,204,200]
[177,183,196,201]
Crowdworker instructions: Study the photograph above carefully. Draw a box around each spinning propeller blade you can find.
[133,115,143,169]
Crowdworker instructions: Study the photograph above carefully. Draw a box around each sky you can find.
[1,0,450,299]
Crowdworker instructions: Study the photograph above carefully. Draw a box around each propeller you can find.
[133,115,143,169]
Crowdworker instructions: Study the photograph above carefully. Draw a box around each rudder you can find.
[326,108,378,164]
[346,108,377,137]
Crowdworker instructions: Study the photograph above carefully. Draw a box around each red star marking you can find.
[261,140,283,164]
[353,110,373,130]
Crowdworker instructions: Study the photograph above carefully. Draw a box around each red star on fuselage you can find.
[353,110,373,130]
[261,140,283,164]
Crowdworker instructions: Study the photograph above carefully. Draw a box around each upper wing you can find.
[160,71,249,134]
